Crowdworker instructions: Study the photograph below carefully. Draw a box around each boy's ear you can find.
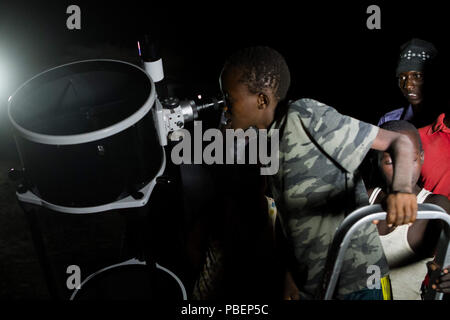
[420,150,425,164]
[257,92,270,110]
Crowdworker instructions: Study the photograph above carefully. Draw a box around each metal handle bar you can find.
[320,203,450,300]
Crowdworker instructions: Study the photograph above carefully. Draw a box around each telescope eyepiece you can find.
[194,97,225,113]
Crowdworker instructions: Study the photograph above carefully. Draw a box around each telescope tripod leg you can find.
[121,208,147,261]
[120,205,159,299]
[140,204,159,300]
[21,203,62,300]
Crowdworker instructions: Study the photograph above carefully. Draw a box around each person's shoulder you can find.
[425,193,450,213]
[418,123,432,135]
[287,98,339,128]
[377,107,405,125]
[288,98,332,114]
[381,107,405,118]
[368,187,385,204]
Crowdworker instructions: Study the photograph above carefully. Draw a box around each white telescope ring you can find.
[7,59,156,146]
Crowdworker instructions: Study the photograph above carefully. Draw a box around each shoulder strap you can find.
[369,187,382,205]
[417,188,433,204]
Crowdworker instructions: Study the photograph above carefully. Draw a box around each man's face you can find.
[378,131,424,188]
[220,67,260,130]
[398,70,425,106]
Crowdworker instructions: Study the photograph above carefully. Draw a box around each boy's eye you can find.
[398,73,423,82]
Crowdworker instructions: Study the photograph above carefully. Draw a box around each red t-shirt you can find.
[419,113,450,200]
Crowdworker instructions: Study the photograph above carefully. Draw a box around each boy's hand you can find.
[373,192,417,226]
[427,261,450,294]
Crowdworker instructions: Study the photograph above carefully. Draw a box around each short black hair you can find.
[223,46,291,102]
[380,120,423,152]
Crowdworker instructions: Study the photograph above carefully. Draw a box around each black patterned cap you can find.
[396,38,438,76]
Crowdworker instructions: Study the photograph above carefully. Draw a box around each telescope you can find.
[8,60,224,214]
[6,38,224,300]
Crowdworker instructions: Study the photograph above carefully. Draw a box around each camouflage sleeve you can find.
[268,99,389,299]
[290,98,379,173]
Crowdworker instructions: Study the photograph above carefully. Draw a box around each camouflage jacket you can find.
[268,98,389,299]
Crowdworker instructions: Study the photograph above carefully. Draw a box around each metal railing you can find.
[319,203,450,300]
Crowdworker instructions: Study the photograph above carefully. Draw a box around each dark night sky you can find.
[1,1,450,160]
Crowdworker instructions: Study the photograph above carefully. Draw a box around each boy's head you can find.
[220,46,290,130]
[378,120,424,189]
[396,38,438,107]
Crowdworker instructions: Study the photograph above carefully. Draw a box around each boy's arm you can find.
[370,128,418,227]
[409,195,450,257]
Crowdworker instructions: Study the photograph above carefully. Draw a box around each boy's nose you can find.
[405,78,415,89]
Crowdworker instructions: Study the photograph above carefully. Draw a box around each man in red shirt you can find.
[419,113,450,199]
